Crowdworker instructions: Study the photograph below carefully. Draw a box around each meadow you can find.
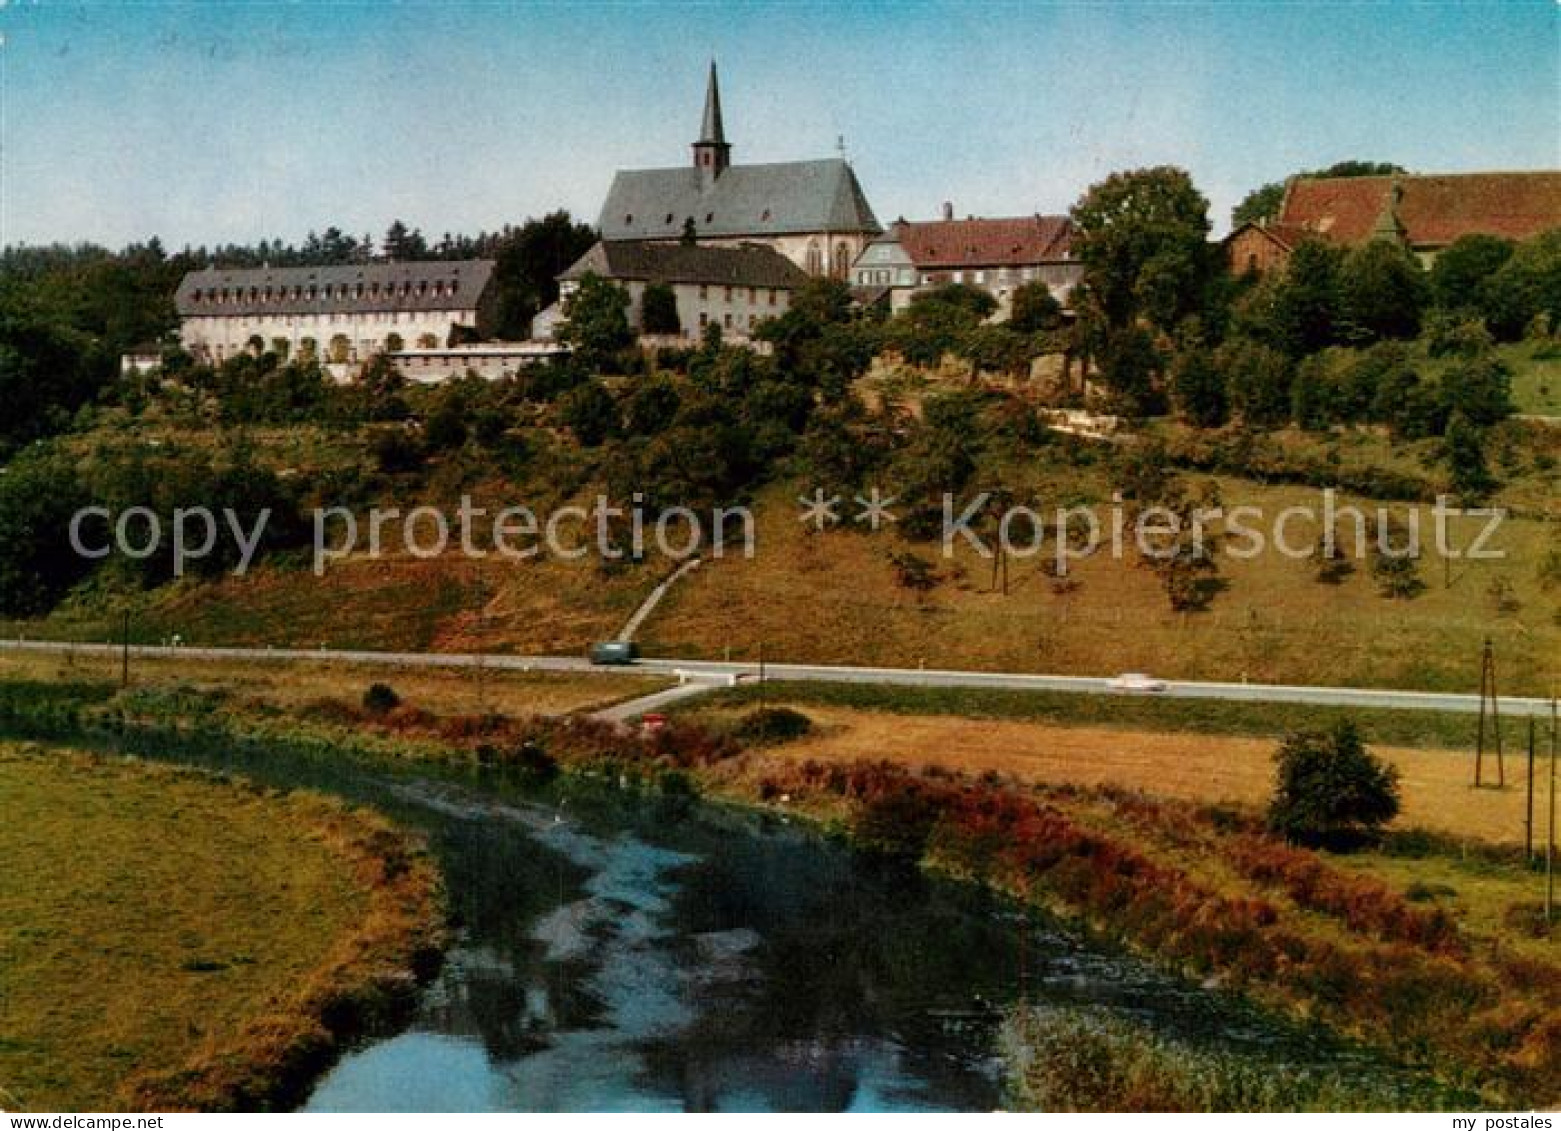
[0,744,443,1111]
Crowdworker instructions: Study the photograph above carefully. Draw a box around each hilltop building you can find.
[596,63,881,278]
[536,239,809,341]
[1226,171,1561,274]
[175,260,497,365]
[851,206,1082,315]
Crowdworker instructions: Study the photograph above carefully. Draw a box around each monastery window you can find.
[624,214,634,225]
[665,213,674,224]
[768,289,776,306]
[723,312,732,329]
[805,241,822,275]
[833,242,849,278]
[724,286,732,302]
[761,209,771,222]
[355,283,364,299]
[449,280,459,295]
[705,212,714,224]
[417,281,428,297]
[699,284,708,300]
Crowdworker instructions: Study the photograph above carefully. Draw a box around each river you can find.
[20,723,1458,1111]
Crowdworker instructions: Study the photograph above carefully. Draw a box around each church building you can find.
[596,63,881,278]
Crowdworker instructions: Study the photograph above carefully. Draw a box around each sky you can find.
[2,0,1557,250]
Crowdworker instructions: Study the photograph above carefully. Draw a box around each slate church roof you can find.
[599,159,881,241]
[176,261,495,317]
[598,61,880,242]
[561,240,810,289]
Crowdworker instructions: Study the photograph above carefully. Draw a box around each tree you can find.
[1232,182,1286,229]
[1429,233,1514,314]
[1481,229,1561,340]
[1267,722,1400,847]
[0,447,94,616]
[558,273,634,372]
[381,219,427,262]
[1443,411,1495,501]
[887,285,996,368]
[1336,240,1427,343]
[1216,337,1292,429]
[558,379,619,446]
[1168,347,1227,428]
[1070,166,1216,335]
[1008,281,1064,334]
[1095,325,1163,416]
[488,211,598,340]
[641,283,681,335]
[1438,352,1513,429]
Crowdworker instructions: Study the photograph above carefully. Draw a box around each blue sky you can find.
[2,1,1556,249]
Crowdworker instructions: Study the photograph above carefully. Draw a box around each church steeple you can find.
[692,60,731,183]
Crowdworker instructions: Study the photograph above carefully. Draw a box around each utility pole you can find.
[120,610,130,689]
[1475,637,1504,788]
[1548,696,1556,927]
[1526,717,1537,860]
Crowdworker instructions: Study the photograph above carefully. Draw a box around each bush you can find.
[362,683,401,717]
[1268,722,1401,848]
[732,706,813,746]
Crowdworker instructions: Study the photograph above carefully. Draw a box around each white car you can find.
[1107,672,1167,693]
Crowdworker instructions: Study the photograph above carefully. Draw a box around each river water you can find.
[24,725,1456,1112]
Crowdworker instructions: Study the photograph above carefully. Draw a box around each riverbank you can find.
[0,743,445,1112]
[0,666,1554,1109]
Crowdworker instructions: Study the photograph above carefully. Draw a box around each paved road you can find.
[2,639,1553,718]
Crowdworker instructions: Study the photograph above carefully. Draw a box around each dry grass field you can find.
[642,480,1561,695]
[697,702,1541,846]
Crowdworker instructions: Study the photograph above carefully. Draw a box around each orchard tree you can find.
[1443,411,1495,501]
[1070,166,1217,335]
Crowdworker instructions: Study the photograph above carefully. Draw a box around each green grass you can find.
[1497,340,1561,418]
[689,679,1531,752]
[0,744,443,1111]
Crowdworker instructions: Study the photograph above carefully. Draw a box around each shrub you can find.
[851,782,940,861]
[731,706,813,746]
[362,683,401,717]
[1267,722,1401,848]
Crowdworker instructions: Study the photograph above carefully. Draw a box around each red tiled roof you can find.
[889,215,1074,269]
[1279,172,1561,249]
[1225,222,1313,251]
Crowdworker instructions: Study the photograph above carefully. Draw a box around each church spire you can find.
[692,60,731,182]
[700,60,726,144]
